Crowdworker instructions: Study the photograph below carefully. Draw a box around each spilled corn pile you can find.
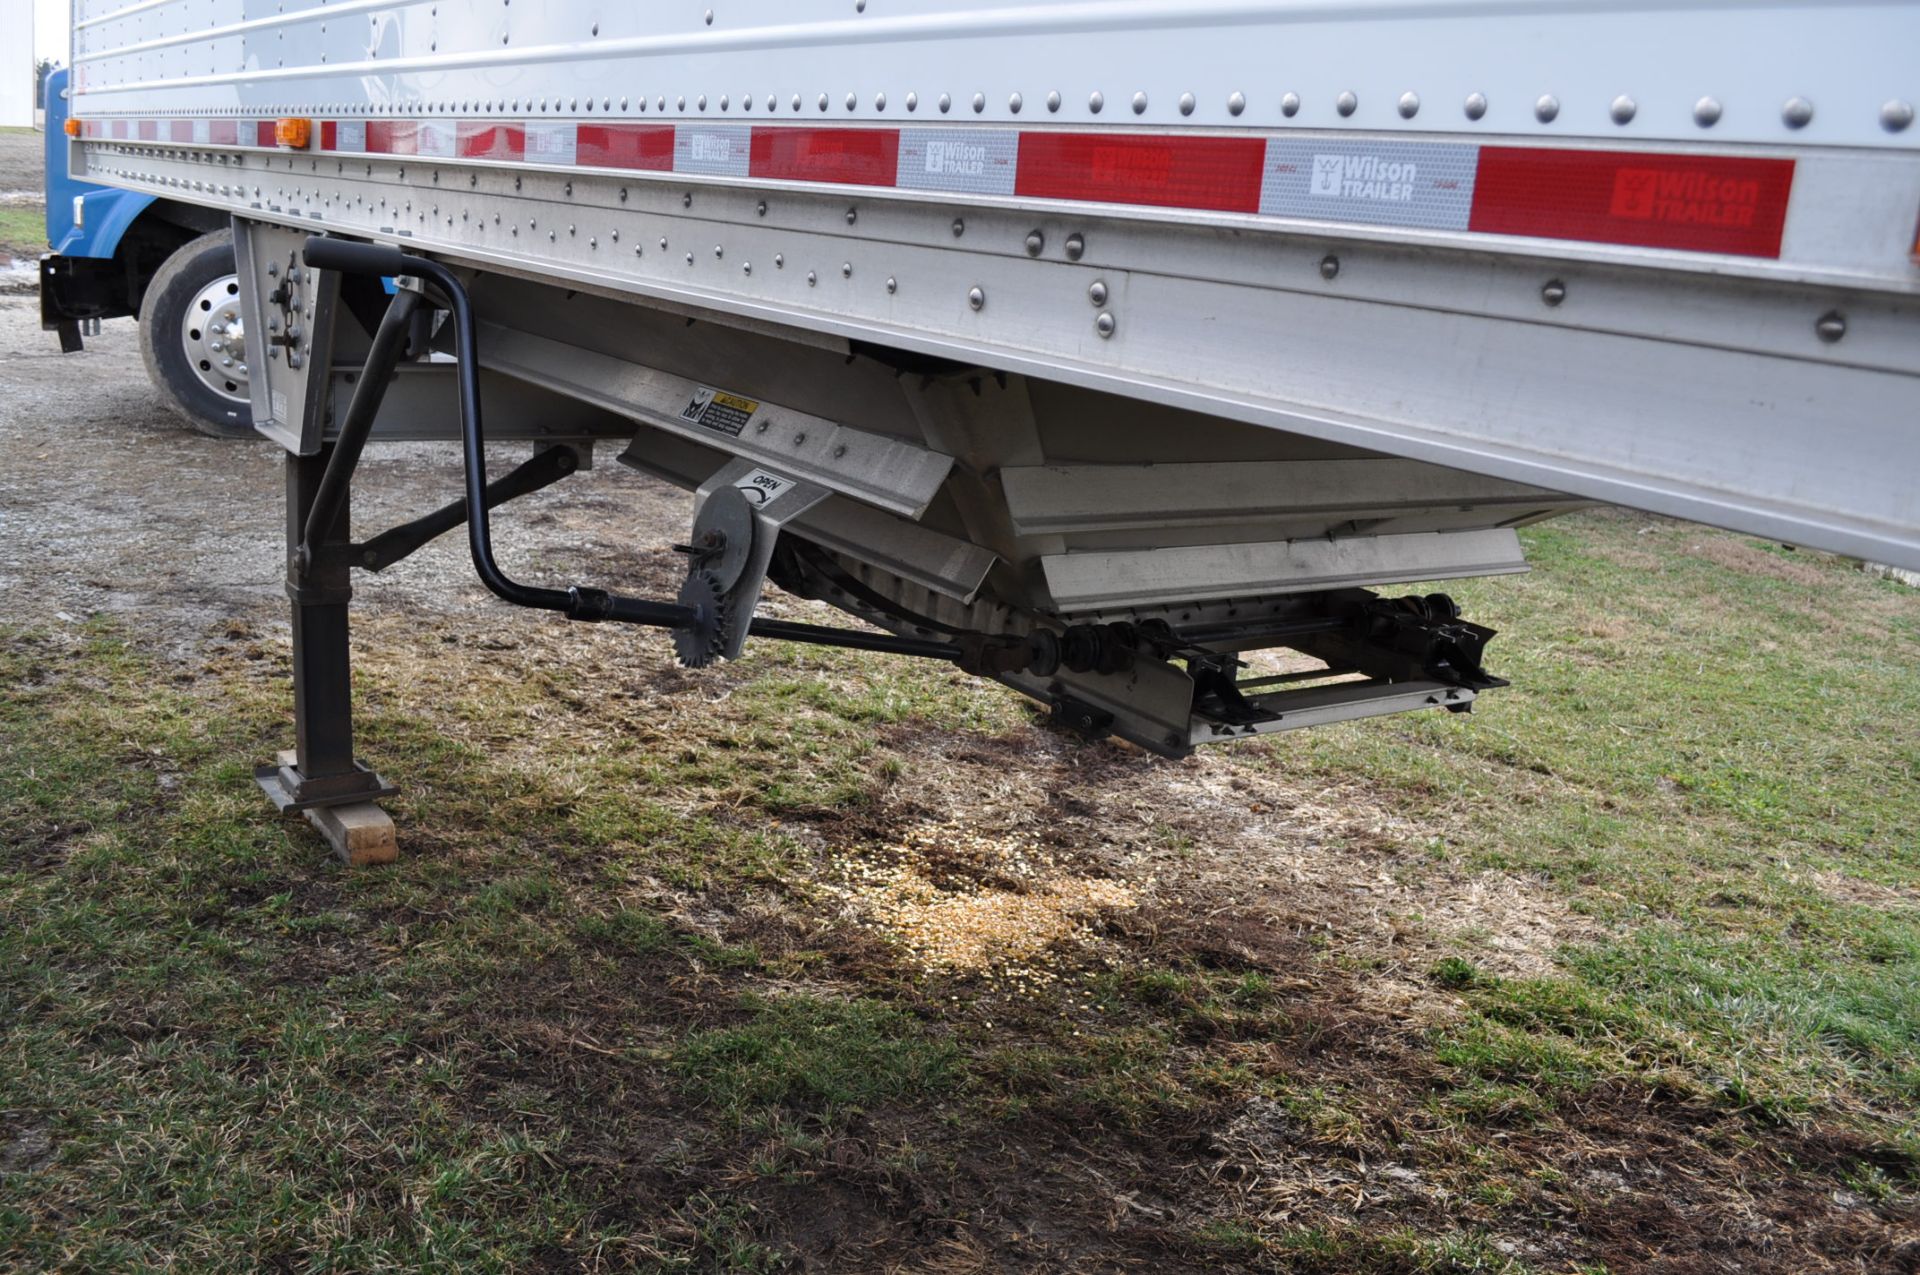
[819,820,1139,980]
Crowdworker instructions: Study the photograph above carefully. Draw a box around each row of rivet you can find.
[81,93,1918,133]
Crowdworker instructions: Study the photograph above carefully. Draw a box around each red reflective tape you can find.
[210,120,238,146]
[749,127,899,187]
[458,121,525,161]
[110,119,128,139]
[168,120,193,142]
[319,120,337,151]
[577,123,672,170]
[1469,147,1794,259]
[136,119,157,141]
[366,120,409,154]
[255,120,278,148]
[1015,132,1265,213]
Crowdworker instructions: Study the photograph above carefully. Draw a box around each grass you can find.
[2,511,1917,1271]
[0,205,46,258]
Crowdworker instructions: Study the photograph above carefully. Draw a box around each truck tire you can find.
[138,229,257,440]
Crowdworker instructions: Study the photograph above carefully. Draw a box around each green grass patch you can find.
[0,204,45,256]
[674,994,958,1126]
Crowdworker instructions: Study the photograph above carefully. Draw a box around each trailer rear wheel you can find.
[138,229,257,440]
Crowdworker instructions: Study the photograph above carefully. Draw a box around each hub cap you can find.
[179,274,251,405]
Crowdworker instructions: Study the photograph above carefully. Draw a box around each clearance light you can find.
[275,117,313,149]
[63,117,81,137]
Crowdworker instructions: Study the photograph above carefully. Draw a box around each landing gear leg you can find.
[254,448,400,866]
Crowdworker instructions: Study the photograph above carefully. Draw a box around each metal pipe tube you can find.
[299,286,424,558]
[746,617,962,661]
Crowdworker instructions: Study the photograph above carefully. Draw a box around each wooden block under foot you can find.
[301,801,399,867]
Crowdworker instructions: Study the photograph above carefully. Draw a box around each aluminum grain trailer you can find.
[58,0,1920,861]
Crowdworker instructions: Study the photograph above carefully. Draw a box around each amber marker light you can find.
[63,118,81,137]
[275,117,313,149]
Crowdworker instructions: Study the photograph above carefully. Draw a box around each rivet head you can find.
[1541,279,1567,307]
[789,94,800,111]
[1881,99,1914,132]
[886,276,896,294]
[1783,96,1813,128]
[1024,230,1045,256]
[1132,91,1148,115]
[774,254,784,267]
[972,92,986,114]
[1089,90,1104,114]
[1009,92,1023,113]
[874,92,886,110]
[846,207,857,224]
[1535,94,1560,123]
[1281,91,1301,118]
[939,93,952,113]
[1463,92,1488,120]
[968,286,985,311]
[697,94,707,111]
[818,93,829,111]
[1047,90,1062,113]
[1610,95,1636,124]
[842,262,853,278]
[1179,92,1195,116]
[1095,312,1115,338]
[846,92,857,110]
[757,199,767,215]
[1694,96,1722,127]
[952,218,965,237]
[807,270,818,286]
[1064,233,1085,262]
[1815,310,1846,344]
[704,8,713,23]
[719,94,729,110]
[1228,91,1246,116]
[742,261,751,274]
[1088,280,1108,306]
[906,92,919,111]
[1319,254,1340,281]
[1397,91,1419,119]
[714,244,723,257]
[1336,90,1358,117]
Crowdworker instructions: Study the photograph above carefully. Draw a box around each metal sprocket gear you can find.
[672,569,730,668]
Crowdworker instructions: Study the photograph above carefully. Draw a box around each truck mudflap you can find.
[39,252,135,352]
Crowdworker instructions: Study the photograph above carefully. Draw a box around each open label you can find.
[733,469,795,508]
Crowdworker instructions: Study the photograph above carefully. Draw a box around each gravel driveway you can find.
[0,293,693,657]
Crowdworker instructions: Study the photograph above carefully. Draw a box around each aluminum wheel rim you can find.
[178,274,251,405]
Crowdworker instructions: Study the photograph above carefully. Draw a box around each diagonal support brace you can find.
[352,444,584,573]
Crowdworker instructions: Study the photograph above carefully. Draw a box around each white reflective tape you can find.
[897,128,1018,197]
[525,121,577,165]
[1260,139,1479,231]
[334,120,366,153]
[674,124,751,177]
[414,121,456,158]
